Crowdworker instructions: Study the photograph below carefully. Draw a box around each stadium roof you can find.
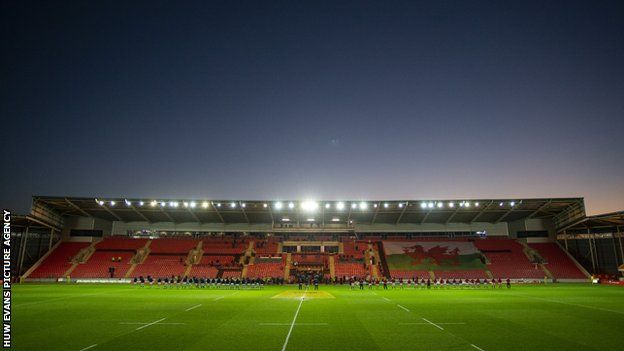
[559,211,624,231]
[32,196,585,228]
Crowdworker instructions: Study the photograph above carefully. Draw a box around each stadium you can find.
[4,1,624,350]
[9,196,624,350]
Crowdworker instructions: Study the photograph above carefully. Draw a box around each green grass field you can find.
[13,283,624,351]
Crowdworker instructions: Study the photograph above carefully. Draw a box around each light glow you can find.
[301,201,319,211]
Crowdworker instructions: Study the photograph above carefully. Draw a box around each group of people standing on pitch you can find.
[132,275,280,289]
[343,277,512,290]
[296,272,321,290]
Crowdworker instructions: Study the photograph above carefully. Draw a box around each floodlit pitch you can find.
[13,283,624,351]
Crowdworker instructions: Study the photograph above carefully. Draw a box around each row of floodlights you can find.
[95,199,520,210]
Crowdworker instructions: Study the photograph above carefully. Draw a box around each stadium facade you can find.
[10,196,624,281]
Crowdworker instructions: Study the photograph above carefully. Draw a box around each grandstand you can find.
[10,196,624,351]
[14,196,620,283]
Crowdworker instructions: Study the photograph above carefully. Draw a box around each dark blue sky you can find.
[2,1,623,214]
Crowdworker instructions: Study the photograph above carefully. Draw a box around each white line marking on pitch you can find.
[471,344,485,351]
[381,297,391,302]
[399,322,465,325]
[421,317,444,330]
[260,323,327,326]
[135,317,166,331]
[213,296,225,301]
[78,344,97,351]
[185,304,202,311]
[397,304,410,312]
[513,292,624,315]
[281,289,307,351]
[119,322,186,325]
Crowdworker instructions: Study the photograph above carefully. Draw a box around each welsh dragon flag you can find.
[383,241,484,270]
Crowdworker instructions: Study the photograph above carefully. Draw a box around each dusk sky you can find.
[2,1,623,215]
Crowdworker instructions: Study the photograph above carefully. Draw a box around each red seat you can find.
[530,243,587,279]
[29,242,90,279]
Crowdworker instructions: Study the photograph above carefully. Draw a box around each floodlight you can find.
[230,202,236,208]
[160,202,166,207]
[125,199,131,206]
[351,203,357,209]
[274,202,283,210]
[448,202,455,208]
[301,201,319,211]
[138,201,144,206]
[336,202,345,210]
[241,203,246,208]
[189,201,196,208]
[510,201,515,207]
[373,203,378,208]
[263,203,268,208]
[384,203,389,208]
[427,202,434,208]
[437,202,443,208]
[306,218,315,222]
[288,202,295,209]
[202,201,209,208]
[325,203,330,209]
[420,202,427,209]
[331,218,340,222]
[183,202,189,208]
[465,202,470,208]
[475,202,480,207]
[359,202,368,210]
[398,203,404,208]
[282,218,290,222]
[97,200,104,206]
[499,202,504,207]
[150,200,157,207]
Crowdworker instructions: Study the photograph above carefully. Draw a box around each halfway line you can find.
[78,344,97,351]
[471,344,486,351]
[281,289,307,351]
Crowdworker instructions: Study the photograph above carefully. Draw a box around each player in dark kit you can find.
[506,278,511,288]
